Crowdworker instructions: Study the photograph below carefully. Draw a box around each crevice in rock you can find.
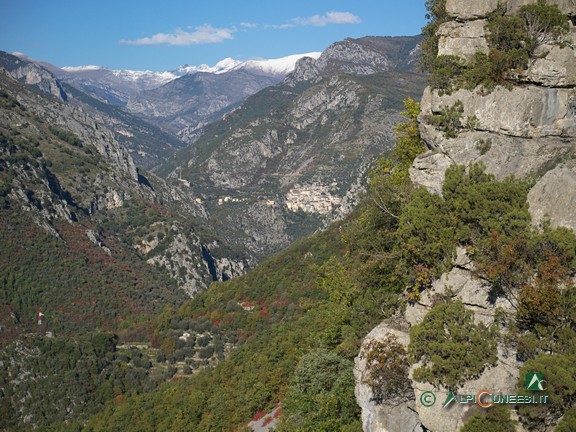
[461,302,489,310]
[201,244,218,281]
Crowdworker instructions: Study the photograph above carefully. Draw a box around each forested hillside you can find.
[84,96,576,431]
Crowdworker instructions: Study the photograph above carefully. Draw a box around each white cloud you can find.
[269,11,361,29]
[240,22,258,29]
[120,25,235,46]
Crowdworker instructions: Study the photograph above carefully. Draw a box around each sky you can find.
[1,0,428,71]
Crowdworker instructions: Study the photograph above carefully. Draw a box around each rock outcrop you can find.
[355,319,424,432]
[413,0,576,233]
[358,1,576,430]
[0,51,68,102]
[528,160,576,231]
[437,21,489,59]
[356,249,521,432]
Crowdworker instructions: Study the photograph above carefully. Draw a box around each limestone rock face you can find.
[287,56,321,85]
[526,45,576,87]
[412,360,521,432]
[507,0,576,15]
[0,51,68,102]
[446,0,576,19]
[409,152,453,195]
[437,21,489,59]
[421,86,576,138]
[528,160,576,232]
[445,0,501,20]
[354,320,424,432]
[414,0,576,224]
[10,64,68,102]
[416,83,576,191]
[289,36,423,83]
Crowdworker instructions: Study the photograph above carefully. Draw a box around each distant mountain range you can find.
[13,52,321,107]
[11,51,323,143]
[156,35,426,259]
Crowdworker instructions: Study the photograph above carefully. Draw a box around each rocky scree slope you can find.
[157,36,426,261]
[356,1,576,431]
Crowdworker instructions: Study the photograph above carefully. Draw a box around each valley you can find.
[1,1,576,431]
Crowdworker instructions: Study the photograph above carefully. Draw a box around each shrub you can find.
[555,407,576,432]
[391,97,426,182]
[518,354,576,429]
[362,334,411,403]
[460,406,517,432]
[409,300,498,389]
[429,55,464,93]
[278,349,360,432]
[475,138,492,155]
[486,15,533,53]
[465,115,480,130]
[430,100,464,138]
[518,0,570,46]
[397,186,454,273]
[420,0,449,72]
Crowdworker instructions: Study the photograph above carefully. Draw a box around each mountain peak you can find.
[235,52,322,76]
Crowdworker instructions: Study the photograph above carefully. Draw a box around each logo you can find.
[526,372,545,391]
[420,391,436,407]
[442,391,456,408]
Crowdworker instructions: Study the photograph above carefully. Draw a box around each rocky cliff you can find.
[356,1,576,431]
[2,51,188,169]
[288,36,423,85]
[0,51,68,102]
[412,0,576,228]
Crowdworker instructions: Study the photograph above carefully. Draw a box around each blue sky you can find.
[1,0,427,71]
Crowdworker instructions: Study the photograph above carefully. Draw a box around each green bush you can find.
[475,138,492,155]
[460,406,517,432]
[48,126,83,147]
[397,186,454,273]
[443,163,531,243]
[518,0,570,46]
[420,0,449,72]
[362,334,411,402]
[429,100,464,138]
[428,55,464,93]
[486,15,533,53]
[278,349,360,432]
[409,300,498,389]
[556,407,576,432]
[518,354,576,429]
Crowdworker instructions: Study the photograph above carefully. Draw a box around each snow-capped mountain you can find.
[61,52,321,90]
[12,51,321,107]
[172,52,323,77]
